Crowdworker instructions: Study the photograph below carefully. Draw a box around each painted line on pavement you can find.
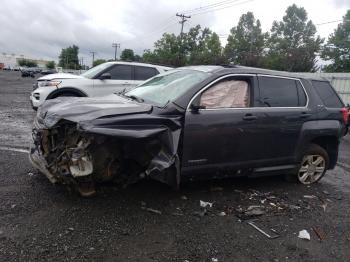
[0,146,29,154]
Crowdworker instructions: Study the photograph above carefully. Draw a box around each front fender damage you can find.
[30,112,183,194]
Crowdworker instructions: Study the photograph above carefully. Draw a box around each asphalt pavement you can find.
[0,70,350,261]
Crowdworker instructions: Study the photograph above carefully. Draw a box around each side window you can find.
[135,66,158,80]
[258,77,299,107]
[312,80,343,108]
[200,80,250,109]
[108,65,132,80]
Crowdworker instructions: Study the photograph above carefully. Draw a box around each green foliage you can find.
[93,59,106,67]
[142,25,224,66]
[18,59,37,67]
[184,25,225,65]
[45,61,55,69]
[224,12,266,67]
[120,49,135,61]
[321,10,350,72]
[134,54,141,61]
[58,45,80,69]
[265,4,323,72]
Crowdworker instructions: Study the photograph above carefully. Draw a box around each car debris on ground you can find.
[298,229,311,240]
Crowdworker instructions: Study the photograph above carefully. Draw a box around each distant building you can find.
[0,52,51,69]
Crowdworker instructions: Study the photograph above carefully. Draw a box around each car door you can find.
[134,66,159,86]
[252,75,310,164]
[182,74,262,173]
[92,64,134,96]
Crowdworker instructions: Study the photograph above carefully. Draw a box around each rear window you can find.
[312,80,343,108]
[258,77,306,107]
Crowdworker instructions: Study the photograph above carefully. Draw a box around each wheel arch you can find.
[309,136,339,169]
[46,87,88,100]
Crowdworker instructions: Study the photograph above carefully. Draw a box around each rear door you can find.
[134,66,159,86]
[253,75,310,164]
[92,64,134,96]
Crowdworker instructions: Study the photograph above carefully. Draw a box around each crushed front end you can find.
[30,104,183,196]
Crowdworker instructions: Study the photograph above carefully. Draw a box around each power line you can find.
[190,0,254,16]
[315,19,342,26]
[180,0,241,15]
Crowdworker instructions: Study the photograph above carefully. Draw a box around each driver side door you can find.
[92,64,135,96]
[181,75,261,175]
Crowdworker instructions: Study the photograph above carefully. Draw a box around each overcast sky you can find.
[0,0,349,66]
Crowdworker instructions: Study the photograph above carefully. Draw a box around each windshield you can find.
[125,69,209,106]
[81,63,111,79]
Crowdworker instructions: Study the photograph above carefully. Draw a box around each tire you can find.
[286,144,329,184]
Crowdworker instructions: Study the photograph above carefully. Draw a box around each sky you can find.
[0,0,349,66]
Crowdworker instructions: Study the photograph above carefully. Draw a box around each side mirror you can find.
[190,103,206,112]
[100,72,111,80]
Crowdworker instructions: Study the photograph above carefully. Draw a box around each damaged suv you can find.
[30,66,349,196]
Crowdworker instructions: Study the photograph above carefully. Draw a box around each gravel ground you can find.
[0,70,350,262]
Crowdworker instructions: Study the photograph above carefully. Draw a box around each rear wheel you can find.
[287,144,329,184]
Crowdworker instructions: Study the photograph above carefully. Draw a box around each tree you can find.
[143,25,224,67]
[265,4,323,72]
[93,59,106,67]
[46,61,56,69]
[321,10,350,72]
[134,54,141,62]
[18,59,37,67]
[120,49,135,61]
[184,25,225,65]
[224,12,266,66]
[58,45,80,69]
[152,33,183,66]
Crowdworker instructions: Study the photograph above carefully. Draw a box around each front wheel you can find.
[287,144,329,184]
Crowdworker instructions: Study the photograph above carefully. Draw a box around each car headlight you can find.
[44,113,60,127]
[38,80,61,87]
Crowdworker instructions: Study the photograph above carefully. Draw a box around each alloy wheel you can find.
[297,155,326,184]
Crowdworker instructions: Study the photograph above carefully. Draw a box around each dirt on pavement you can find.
[0,70,350,262]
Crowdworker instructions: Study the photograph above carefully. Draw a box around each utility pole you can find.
[112,43,120,60]
[90,51,96,67]
[176,13,191,64]
[176,13,191,42]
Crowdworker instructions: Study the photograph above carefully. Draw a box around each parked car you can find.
[21,69,35,78]
[41,69,57,75]
[30,61,172,110]
[29,65,349,196]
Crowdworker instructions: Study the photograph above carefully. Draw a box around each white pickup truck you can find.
[30,61,171,109]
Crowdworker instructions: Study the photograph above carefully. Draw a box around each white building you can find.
[0,53,51,69]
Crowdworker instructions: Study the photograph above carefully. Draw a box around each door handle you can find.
[242,114,257,121]
[121,82,130,85]
[300,112,312,118]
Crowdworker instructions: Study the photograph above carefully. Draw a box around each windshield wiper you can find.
[126,95,144,103]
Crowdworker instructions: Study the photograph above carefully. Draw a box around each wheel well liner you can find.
[46,87,87,99]
[310,136,339,169]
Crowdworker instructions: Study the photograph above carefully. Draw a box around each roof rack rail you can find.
[118,60,174,68]
[220,64,239,68]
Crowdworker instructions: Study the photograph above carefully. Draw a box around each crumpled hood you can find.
[39,94,152,127]
[38,73,84,81]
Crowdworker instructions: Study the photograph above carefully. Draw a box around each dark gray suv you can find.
[30,66,349,196]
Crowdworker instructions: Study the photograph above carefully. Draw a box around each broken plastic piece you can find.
[200,200,213,208]
[298,229,311,240]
